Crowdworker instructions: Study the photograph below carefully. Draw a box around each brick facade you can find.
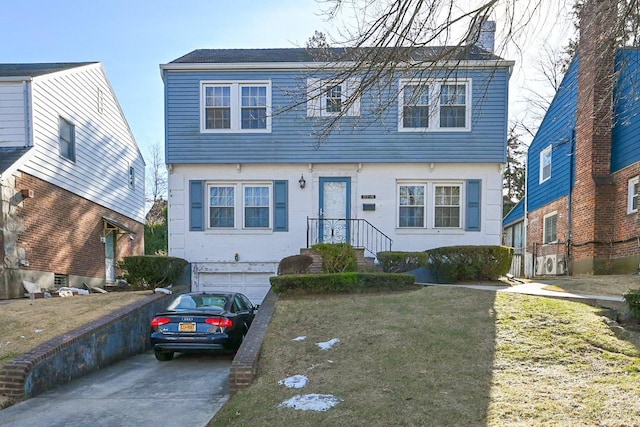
[527,0,640,275]
[0,171,144,298]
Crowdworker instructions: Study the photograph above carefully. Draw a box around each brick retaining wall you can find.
[0,292,172,406]
[229,288,278,394]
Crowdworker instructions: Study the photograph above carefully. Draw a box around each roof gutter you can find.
[0,76,32,82]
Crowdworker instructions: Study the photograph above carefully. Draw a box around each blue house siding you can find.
[526,57,579,213]
[612,49,640,172]
[164,67,510,165]
[502,199,524,227]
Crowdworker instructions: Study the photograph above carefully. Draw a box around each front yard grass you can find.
[0,291,149,370]
[535,274,640,297]
[210,287,640,426]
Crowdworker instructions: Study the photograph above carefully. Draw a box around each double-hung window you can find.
[434,184,461,228]
[398,181,465,229]
[202,82,271,132]
[209,186,235,228]
[398,185,426,227]
[244,185,270,228]
[307,78,361,117]
[208,183,272,229]
[399,79,470,131]
[59,117,76,161]
[628,176,639,214]
[540,145,552,183]
[543,212,558,244]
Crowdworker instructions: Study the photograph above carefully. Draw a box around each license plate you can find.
[179,322,196,332]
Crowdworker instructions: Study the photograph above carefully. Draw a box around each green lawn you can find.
[210,287,640,426]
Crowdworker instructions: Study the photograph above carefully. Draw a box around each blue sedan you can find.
[150,291,257,361]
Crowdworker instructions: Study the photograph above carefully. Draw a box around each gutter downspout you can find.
[567,128,576,275]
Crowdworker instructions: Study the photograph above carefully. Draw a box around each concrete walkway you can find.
[419,281,625,303]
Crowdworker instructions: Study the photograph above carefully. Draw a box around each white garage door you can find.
[197,272,272,304]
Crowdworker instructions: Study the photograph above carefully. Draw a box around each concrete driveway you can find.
[0,351,231,427]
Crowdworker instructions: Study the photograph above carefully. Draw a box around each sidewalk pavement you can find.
[419,281,625,303]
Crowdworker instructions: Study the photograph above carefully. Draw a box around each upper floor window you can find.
[399,79,471,131]
[208,183,272,229]
[201,82,271,133]
[628,176,639,214]
[543,211,558,244]
[128,166,136,190]
[540,145,552,183]
[307,78,361,117]
[59,117,76,162]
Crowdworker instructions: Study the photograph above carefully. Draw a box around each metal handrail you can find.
[306,217,393,259]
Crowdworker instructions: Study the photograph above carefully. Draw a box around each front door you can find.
[105,231,116,283]
[319,177,351,244]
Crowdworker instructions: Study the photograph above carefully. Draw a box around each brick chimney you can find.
[571,0,617,273]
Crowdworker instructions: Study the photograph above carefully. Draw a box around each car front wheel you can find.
[154,349,174,361]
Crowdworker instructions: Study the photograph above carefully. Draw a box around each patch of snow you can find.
[278,375,308,389]
[278,394,342,412]
[292,336,306,341]
[316,338,340,350]
[19,336,26,339]
[34,329,43,333]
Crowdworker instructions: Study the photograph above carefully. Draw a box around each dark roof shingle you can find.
[169,46,503,64]
[0,62,96,78]
[0,147,32,175]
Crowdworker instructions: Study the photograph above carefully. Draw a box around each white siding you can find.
[0,82,27,147]
[168,162,503,301]
[24,64,145,222]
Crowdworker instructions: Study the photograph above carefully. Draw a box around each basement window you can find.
[54,274,69,288]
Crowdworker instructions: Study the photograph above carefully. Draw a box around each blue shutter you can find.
[465,179,481,231]
[273,180,288,232]
[189,180,204,231]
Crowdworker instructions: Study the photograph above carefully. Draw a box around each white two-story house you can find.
[0,62,145,299]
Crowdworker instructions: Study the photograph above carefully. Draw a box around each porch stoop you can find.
[300,248,375,272]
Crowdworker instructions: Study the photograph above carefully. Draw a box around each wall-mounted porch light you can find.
[299,175,306,189]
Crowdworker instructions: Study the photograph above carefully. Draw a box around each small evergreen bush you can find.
[623,289,640,318]
[311,243,358,273]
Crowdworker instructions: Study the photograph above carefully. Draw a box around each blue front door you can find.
[319,177,351,243]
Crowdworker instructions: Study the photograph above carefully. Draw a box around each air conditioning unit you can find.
[535,256,545,276]
[544,254,566,275]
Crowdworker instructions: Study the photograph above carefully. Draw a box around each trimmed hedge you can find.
[623,289,640,319]
[270,272,417,294]
[311,243,359,273]
[378,245,513,283]
[117,255,188,289]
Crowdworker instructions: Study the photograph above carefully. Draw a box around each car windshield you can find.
[167,295,228,311]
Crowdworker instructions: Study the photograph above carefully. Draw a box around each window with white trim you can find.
[398,184,426,227]
[209,186,235,228]
[434,184,461,228]
[397,181,465,229]
[201,82,271,132]
[543,212,558,244]
[208,183,272,229]
[59,117,75,162]
[244,185,270,228]
[628,176,639,214]
[540,145,552,183]
[307,78,361,117]
[399,79,471,131]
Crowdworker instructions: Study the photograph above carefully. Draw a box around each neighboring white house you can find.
[161,40,513,303]
[0,62,145,299]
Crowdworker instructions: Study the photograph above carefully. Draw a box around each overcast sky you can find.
[0,0,574,157]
